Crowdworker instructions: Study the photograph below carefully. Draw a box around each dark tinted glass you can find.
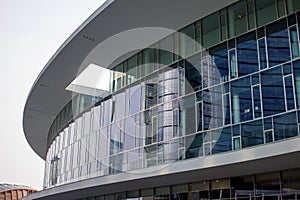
[273,112,298,140]
[237,31,259,76]
[241,119,264,148]
[261,66,285,116]
[267,19,291,67]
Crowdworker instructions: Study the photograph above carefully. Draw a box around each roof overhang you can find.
[23,0,238,159]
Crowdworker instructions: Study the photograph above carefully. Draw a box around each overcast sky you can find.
[0,0,106,189]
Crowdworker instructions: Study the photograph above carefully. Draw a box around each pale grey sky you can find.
[0,0,106,189]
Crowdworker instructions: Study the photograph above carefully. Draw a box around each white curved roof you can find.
[23,0,237,159]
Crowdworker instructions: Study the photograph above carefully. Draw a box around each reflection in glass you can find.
[256,172,281,198]
[210,43,229,83]
[231,175,254,198]
[228,1,247,38]
[211,127,232,154]
[237,31,259,77]
[258,37,268,69]
[186,133,203,159]
[261,66,285,116]
[233,137,241,150]
[253,85,262,118]
[247,0,255,30]
[256,0,276,27]
[202,12,219,48]
[180,24,195,57]
[267,19,291,67]
[229,49,237,79]
[285,75,295,110]
[231,77,253,123]
[277,0,286,17]
[241,119,264,148]
[273,112,298,141]
[289,25,300,58]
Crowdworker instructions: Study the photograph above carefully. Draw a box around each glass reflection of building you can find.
[23,0,300,199]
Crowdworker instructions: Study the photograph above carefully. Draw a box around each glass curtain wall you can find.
[45,2,300,188]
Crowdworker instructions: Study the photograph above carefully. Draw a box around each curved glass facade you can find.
[45,0,300,189]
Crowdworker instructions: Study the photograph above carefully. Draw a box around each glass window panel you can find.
[79,137,88,165]
[127,55,138,84]
[223,94,231,125]
[201,57,209,89]
[156,186,170,195]
[92,106,100,132]
[141,188,154,197]
[191,181,209,191]
[267,19,291,67]
[180,24,195,57]
[185,133,203,159]
[241,119,264,148]
[104,194,114,200]
[211,179,231,199]
[220,12,227,41]
[103,99,112,126]
[98,127,109,160]
[229,49,238,79]
[277,0,286,17]
[287,0,300,14]
[203,86,224,130]
[256,172,281,197]
[159,36,173,66]
[251,73,260,85]
[265,130,274,143]
[72,141,79,171]
[211,127,232,154]
[70,123,76,146]
[83,112,91,136]
[283,63,292,75]
[113,64,123,91]
[231,176,254,198]
[142,48,155,77]
[285,76,295,110]
[185,53,202,90]
[237,31,259,76]
[115,92,125,121]
[282,168,300,198]
[88,133,97,164]
[253,85,262,118]
[247,0,255,30]
[110,123,122,155]
[233,137,241,150]
[294,60,300,108]
[289,25,300,58]
[228,1,247,38]
[124,118,136,151]
[273,112,298,140]
[258,37,268,69]
[233,124,241,136]
[129,84,141,115]
[264,117,273,130]
[202,12,220,48]
[196,102,203,131]
[209,42,229,83]
[204,142,211,155]
[64,127,70,147]
[180,94,196,135]
[256,0,277,27]
[288,13,297,26]
[261,66,285,116]
[231,77,253,123]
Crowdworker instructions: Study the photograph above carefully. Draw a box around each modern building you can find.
[23,0,300,199]
[0,183,38,200]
